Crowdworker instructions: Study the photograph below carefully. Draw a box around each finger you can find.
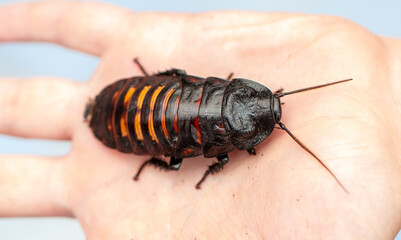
[0,1,131,56]
[0,77,81,139]
[0,155,71,217]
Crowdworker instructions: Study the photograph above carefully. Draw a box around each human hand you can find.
[1,1,400,239]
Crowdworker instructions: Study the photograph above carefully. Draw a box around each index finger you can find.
[0,1,131,56]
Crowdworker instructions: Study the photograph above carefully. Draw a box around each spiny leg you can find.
[133,158,167,180]
[195,155,229,189]
[133,157,183,181]
[133,58,150,76]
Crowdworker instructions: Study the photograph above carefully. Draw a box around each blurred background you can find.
[0,0,400,239]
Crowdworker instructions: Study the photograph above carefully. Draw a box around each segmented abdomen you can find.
[88,75,183,156]
[87,74,236,159]
[88,74,217,157]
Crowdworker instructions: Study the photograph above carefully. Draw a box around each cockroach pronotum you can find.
[84,58,352,192]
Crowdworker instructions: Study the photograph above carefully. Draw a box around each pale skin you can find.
[0,1,400,239]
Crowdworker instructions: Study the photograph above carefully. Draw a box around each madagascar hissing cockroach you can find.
[84,58,352,192]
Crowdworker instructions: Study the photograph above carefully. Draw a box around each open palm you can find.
[1,2,400,239]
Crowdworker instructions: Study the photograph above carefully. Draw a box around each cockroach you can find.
[84,58,351,192]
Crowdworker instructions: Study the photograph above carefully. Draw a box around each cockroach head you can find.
[222,78,280,150]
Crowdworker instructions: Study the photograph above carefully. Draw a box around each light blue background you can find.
[0,0,400,239]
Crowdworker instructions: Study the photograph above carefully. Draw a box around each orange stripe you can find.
[108,90,121,132]
[161,88,176,139]
[124,87,136,105]
[135,86,151,140]
[120,87,136,137]
[173,95,181,133]
[111,87,125,141]
[148,85,165,142]
[193,87,204,144]
[193,117,202,144]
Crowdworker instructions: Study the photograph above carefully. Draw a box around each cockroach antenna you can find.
[278,78,353,97]
[278,122,349,194]
[276,78,353,194]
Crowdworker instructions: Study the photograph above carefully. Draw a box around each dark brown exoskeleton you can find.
[85,59,351,192]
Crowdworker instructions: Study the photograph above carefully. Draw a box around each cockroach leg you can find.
[196,155,229,189]
[133,157,183,181]
[133,58,149,76]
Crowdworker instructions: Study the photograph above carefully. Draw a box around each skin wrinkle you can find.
[388,40,401,102]
[49,2,77,49]
[0,79,20,133]
[179,193,203,238]
[17,1,128,56]
[287,29,336,60]
[328,103,382,157]
[236,190,262,239]
[166,190,172,240]
[295,115,368,133]
[102,13,131,56]
[122,14,185,62]
[207,15,338,48]
[199,13,304,32]
[345,88,401,166]
[382,39,401,169]
[47,157,73,217]
[356,176,396,238]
